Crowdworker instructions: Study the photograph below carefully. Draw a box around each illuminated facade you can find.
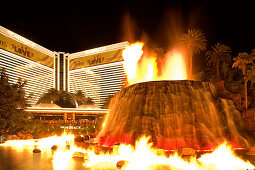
[68,42,128,106]
[0,25,128,107]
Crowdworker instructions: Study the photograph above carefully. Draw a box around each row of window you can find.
[0,49,54,106]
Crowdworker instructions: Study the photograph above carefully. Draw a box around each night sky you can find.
[1,0,255,56]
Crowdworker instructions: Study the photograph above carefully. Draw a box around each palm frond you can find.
[206,43,232,66]
[179,29,207,55]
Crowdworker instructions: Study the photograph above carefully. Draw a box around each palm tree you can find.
[249,49,255,88]
[247,65,255,88]
[74,90,86,106]
[85,97,95,105]
[232,52,254,109]
[206,43,232,79]
[39,88,59,104]
[47,88,60,104]
[179,29,207,78]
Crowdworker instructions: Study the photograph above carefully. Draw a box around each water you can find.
[0,145,85,170]
[1,143,254,170]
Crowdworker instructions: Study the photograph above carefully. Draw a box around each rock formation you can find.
[98,80,252,150]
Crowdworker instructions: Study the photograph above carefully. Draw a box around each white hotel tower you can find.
[0,25,128,107]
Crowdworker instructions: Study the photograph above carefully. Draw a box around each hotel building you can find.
[0,25,128,108]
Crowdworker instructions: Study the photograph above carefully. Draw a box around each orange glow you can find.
[122,42,144,85]
[159,49,187,80]
[1,131,74,151]
[1,134,254,169]
[198,142,255,170]
[83,136,255,169]
[122,42,188,86]
[137,56,158,83]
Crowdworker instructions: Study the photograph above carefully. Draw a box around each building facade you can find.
[0,25,128,107]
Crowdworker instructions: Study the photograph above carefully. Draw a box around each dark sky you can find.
[1,0,255,55]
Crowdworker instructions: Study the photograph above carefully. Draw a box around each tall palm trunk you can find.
[216,60,220,79]
[189,56,192,78]
[243,67,248,109]
[245,77,248,109]
[187,49,193,79]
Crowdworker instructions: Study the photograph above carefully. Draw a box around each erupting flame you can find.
[1,134,254,169]
[159,49,187,81]
[122,42,188,85]
[122,42,144,85]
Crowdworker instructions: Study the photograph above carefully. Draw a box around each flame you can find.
[198,142,255,170]
[1,134,254,169]
[1,131,74,151]
[122,42,144,85]
[83,136,255,170]
[122,42,188,86]
[159,49,187,80]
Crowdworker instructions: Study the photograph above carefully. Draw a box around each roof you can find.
[32,103,61,108]
[78,104,100,109]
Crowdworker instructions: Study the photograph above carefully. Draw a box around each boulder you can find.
[116,160,129,168]
[51,145,58,150]
[33,148,41,153]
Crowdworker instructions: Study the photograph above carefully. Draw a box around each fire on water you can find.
[122,42,188,86]
[1,133,254,170]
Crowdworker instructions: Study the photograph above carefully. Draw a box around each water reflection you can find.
[0,145,85,170]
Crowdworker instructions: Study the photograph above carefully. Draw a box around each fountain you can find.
[98,80,252,150]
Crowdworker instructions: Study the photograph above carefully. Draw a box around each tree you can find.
[247,64,255,88]
[39,88,60,104]
[74,90,86,106]
[84,97,95,105]
[47,88,60,104]
[206,43,232,79]
[179,29,207,78]
[0,68,32,134]
[232,52,255,109]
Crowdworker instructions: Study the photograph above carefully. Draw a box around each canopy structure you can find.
[26,104,108,122]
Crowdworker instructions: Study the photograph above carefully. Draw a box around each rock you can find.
[74,136,84,142]
[116,160,129,168]
[244,108,255,135]
[153,148,165,156]
[213,80,249,111]
[51,145,58,150]
[33,148,41,153]
[247,146,255,155]
[66,144,70,150]
[178,147,195,156]
[98,80,250,150]
[17,133,33,139]
[94,145,102,155]
[72,152,89,160]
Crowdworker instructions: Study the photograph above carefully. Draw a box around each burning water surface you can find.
[0,133,254,170]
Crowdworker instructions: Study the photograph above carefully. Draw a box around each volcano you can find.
[98,80,251,150]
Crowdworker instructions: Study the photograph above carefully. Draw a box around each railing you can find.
[41,120,97,125]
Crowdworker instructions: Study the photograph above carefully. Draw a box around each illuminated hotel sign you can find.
[7,30,36,47]
[0,32,54,68]
[60,126,81,129]
[83,46,107,55]
[69,48,124,70]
